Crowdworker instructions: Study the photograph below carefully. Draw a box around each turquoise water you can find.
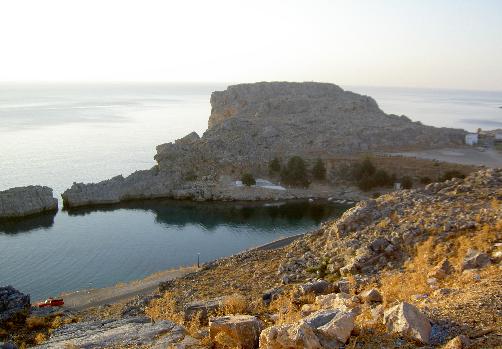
[0,200,349,300]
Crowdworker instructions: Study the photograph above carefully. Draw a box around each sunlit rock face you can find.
[62,82,466,207]
[156,81,465,176]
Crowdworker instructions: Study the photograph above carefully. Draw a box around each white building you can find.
[495,132,502,142]
[465,133,479,146]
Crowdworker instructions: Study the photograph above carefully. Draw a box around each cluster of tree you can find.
[268,156,327,187]
[348,157,396,191]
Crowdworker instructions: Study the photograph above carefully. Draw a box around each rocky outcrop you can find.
[62,81,465,208]
[34,316,186,349]
[0,286,30,325]
[0,186,57,219]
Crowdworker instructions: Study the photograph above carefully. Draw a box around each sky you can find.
[0,0,501,90]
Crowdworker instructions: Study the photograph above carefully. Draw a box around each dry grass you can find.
[380,222,500,306]
[221,293,248,315]
[145,291,183,323]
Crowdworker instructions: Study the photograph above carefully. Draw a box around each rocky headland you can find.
[0,186,58,219]
[61,82,467,208]
[5,168,499,348]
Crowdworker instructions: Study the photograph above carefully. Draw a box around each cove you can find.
[0,199,351,300]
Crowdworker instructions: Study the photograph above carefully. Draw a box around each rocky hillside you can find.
[62,82,466,208]
[18,168,499,348]
[155,82,464,177]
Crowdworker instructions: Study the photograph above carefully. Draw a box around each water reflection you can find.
[66,199,349,230]
[0,211,57,234]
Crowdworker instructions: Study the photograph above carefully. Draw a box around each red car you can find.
[36,298,64,308]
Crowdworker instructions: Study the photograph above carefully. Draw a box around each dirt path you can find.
[57,234,304,311]
[390,147,502,168]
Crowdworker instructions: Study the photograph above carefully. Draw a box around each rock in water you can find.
[209,315,261,349]
[383,302,431,344]
[0,186,58,219]
[0,286,30,325]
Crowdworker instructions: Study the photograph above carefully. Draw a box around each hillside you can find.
[17,168,500,348]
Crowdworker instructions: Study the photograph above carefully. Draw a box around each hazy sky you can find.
[1,0,501,90]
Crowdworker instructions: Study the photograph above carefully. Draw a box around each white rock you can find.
[383,302,431,344]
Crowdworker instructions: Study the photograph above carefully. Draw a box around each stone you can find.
[444,335,470,349]
[0,343,18,349]
[34,317,186,349]
[428,259,454,280]
[462,249,491,270]
[336,279,351,294]
[298,279,333,296]
[259,322,321,349]
[209,315,261,349]
[360,288,383,303]
[0,286,30,325]
[302,309,339,329]
[0,186,57,219]
[317,310,355,343]
[262,287,283,305]
[383,302,431,344]
[184,297,226,323]
[315,292,352,311]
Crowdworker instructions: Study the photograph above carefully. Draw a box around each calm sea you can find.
[0,83,501,299]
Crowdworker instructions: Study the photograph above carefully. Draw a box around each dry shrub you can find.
[221,294,248,315]
[269,291,316,325]
[145,291,183,323]
[491,198,500,210]
[33,332,47,345]
[26,316,51,330]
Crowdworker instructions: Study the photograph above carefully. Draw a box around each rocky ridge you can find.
[0,186,58,219]
[62,82,466,208]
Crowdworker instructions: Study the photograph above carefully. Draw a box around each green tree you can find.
[268,157,281,174]
[241,173,256,187]
[373,169,392,187]
[440,170,465,182]
[352,157,376,180]
[312,158,327,180]
[401,176,413,189]
[281,156,309,187]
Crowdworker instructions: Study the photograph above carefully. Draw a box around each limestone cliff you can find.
[62,82,466,208]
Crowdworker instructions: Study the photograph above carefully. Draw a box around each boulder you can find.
[360,288,383,303]
[315,292,353,311]
[317,310,355,343]
[209,315,261,349]
[262,287,283,305]
[259,322,321,349]
[383,302,431,344]
[298,279,333,296]
[0,186,57,219]
[183,297,225,323]
[34,317,186,349]
[0,286,30,325]
[462,249,491,270]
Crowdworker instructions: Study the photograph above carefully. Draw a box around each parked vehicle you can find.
[35,298,64,308]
